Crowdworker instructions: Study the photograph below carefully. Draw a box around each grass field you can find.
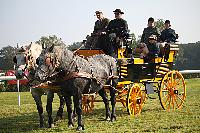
[0,78,200,133]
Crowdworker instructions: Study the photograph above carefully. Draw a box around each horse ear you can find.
[48,44,54,52]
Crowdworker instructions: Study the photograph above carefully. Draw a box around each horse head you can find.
[35,44,64,82]
[13,43,42,80]
[13,46,29,79]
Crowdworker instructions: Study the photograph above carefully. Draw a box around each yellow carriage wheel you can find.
[140,84,148,104]
[127,83,143,116]
[159,70,186,110]
[82,95,95,113]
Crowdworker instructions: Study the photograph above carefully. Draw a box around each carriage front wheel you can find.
[159,70,186,110]
[82,94,95,113]
[127,83,144,116]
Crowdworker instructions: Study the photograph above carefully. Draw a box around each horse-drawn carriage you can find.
[76,40,186,116]
[13,37,186,130]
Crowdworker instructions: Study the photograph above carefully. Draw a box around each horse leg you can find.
[54,93,65,122]
[64,95,74,128]
[98,89,111,121]
[46,91,54,128]
[31,90,44,128]
[73,94,84,131]
[110,87,117,122]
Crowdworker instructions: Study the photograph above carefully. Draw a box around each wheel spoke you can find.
[167,96,171,110]
[174,95,180,108]
[176,94,185,103]
[164,94,170,107]
[172,95,175,110]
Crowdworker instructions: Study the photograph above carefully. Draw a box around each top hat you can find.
[113,9,124,14]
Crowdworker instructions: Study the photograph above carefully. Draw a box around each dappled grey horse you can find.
[35,44,118,131]
[13,43,65,128]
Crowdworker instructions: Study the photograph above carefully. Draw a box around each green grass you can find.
[0,78,200,133]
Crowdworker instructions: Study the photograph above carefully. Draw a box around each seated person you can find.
[134,43,149,58]
[140,17,160,45]
[85,10,109,49]
[106,9,129,57]
[160,20,178,43]
[146,35,160,58]
[93,10,110,35]
[134,35,160,59]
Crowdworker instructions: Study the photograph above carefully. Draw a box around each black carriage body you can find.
[118,59,174,82]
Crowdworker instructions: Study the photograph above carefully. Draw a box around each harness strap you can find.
[64,72,92,80]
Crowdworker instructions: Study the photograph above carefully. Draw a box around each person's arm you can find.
[140,29,145,43]
[106,20,113,34]
[170,29,177,42]
[93,21,98,33]
[102,18,110,32]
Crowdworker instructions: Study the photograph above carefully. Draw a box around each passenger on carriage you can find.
[93,10,110,35]
[147,35,160,58]
[160,20,178,43]
[140,17,160,45]
[106,9,129,57]
[85,10,110,49]
[134,35,160,59]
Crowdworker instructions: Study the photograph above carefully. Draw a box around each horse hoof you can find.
[68,124,74,128]
[48,124,55,128]
[105,116,111,121]
[76,125,84,131]
[111,115,116,122]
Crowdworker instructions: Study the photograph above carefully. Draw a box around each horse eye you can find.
[36,58,40,65]
[28,55,31,60]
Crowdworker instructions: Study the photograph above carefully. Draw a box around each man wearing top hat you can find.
[160,20,178,43]
[141,17,160,45]
[107,9,129,37]
[106,9,129,56]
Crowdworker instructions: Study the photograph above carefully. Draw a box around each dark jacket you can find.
[160,28,177,43]
[147,43,160,57]
[94,18,110,33]
[141,27,160,44]
[106,18,128,37]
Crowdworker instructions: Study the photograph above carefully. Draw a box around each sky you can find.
[0,0,200,49]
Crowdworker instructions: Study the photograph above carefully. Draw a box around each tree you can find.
[0,46,17,70]
[155,19,165,34]
[35,35,66,47]
[67,42,83,51]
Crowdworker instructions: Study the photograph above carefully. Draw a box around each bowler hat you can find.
[113,9,124,14]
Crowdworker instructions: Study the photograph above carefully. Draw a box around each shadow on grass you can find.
[0,106,128,132]
[0,111,64,133]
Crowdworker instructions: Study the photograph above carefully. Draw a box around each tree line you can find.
[0,37,199,71]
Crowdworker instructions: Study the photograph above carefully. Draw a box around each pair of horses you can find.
[14,44,65,128]
[15,43,118,131]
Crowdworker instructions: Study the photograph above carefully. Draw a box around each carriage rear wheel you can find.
[82,94,95,113]
[127,83,144,116]
[159,70,186,110]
